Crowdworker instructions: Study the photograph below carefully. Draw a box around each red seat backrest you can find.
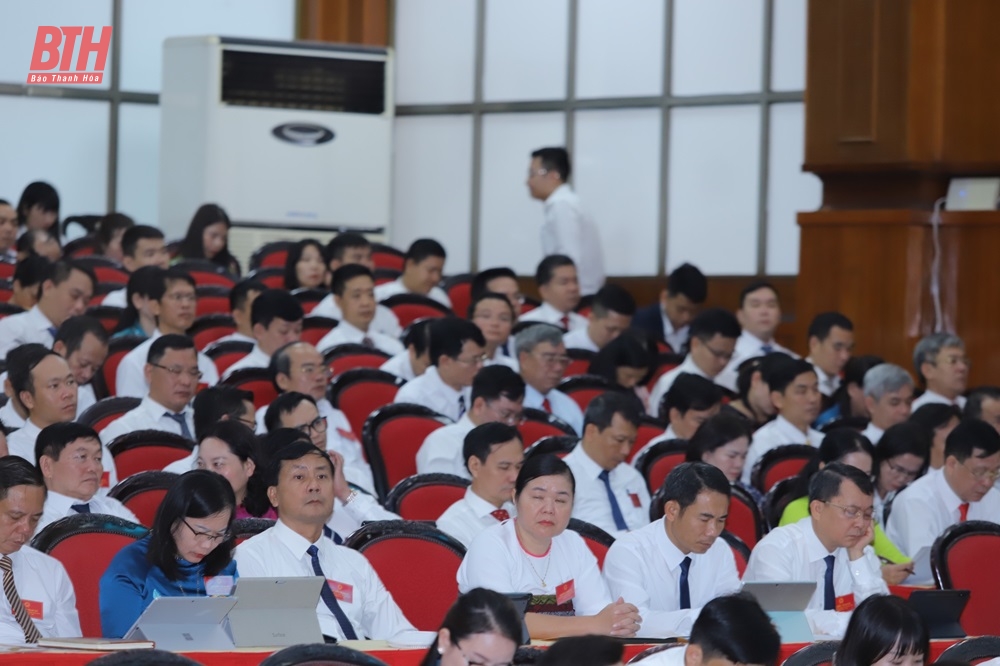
[372,251,405,272]
[945,532,1000,636]
[628,424,664,464]
[102,347,136,397]
[113,446,191,480]
[375,417,447,491]
[0,264,13,280]
[212,351,251,375]
[647,360,682,390]
[227,378,279,410]
[647,452,687,494]
[728,539,749,576]
[300,326,334,347]
[261,273,285,289]
[197,295,230,317]
[447,282,472,320]
[338,382,401,441]
[259,250,288,268]
[580,535,610,570]
[762,457,811,492]
[0,286,12,302]
[562,358,592,379]
[388,303,449,328]
[121,489,169,527]
[329,353,391,379]
[193,324,236,351]
[726,493,760,549]
[517,420,572,449]
[187,271,235,288]
[93,266,129,285]
[397,484,468,521]
[562,387,608,413]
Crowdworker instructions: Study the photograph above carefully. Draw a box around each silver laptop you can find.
[225,577,325,647]
[125,596,237,650]
[741,581,817,642]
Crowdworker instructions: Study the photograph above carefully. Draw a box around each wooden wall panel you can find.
[297,0,389,46]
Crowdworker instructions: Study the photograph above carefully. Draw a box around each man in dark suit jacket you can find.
[631,263,707,354]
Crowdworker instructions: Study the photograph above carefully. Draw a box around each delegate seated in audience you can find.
[53,315,108,419]
[215,278,265,344]
[9,255,48,311]
[100,335,198,445]
[436,423,523,548]
[631,263,707,354]
[374,237,452,307]
[316,264,404,356]
[907,403,960,471]
[538,635,624,666]
[648,308,740,418]
[417,365,525,478]
[685,413,762,505]
[0,344,48,432]
[742,357,823,485]
[16,229,60,262]
[964,385,1000,435]
[115,269,219,397]
[0,456,80,643]
[109,266,165,340]
[603,462,740,638]
[777,429,911,583]
[911,333,969,411]
[859,363,914,445]
[419,587,522,666]
[394,318,486,421]
[283,238,327,291]
[470,266,524,359]
[100,470,239,638]
[457,454,642,640]
[563,284,636,353]
[834,595,930,666]
[195,420,275,520]
[380,317,433,381]
[516,324,584,434]
[16,182,60,238]
[639,374,723,459]
[563,392,650,538]
[34,423,137,534]
[94,212,134,265]
[814,355,883,430]
[0,198,18,261]
[235,441,417,641]
[175,203,240,276]
[805,312,855,401]
[744,463,889,637]
[0,260,94,358]
[587,332,653,412]
[870,422,929,526]
[637,593,781,666]
[715,281,796,393]
[887,419,1000,559]
[314,232,401,337]
[101,226,170,307]
[164,385,256,474]
[720,353,783,428]
[469,292,519,370]
[518,255,587,331]
[221,288,303,378]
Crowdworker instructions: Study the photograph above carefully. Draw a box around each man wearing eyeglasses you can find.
[887,419,1000,563]
[515,324,584,435]
[649,309,741,419]
[744,463,888,638]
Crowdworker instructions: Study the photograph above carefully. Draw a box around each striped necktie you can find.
[0,556,41,643]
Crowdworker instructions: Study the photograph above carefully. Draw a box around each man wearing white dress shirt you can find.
[516,324,584,435]
[0,456,81,643]
[716,281,796,393]
[527,147,605,296]
[163,386,257,475]
[8,256,48,312]
[313,233,401,337]
[518,255,587,331]
[316,265,404,357]
[742,358,823,486]
[564,392,650,537]
[0,200,17,263]
[634,375,722,464]
[806,312,855,402]
[373,238,452,308]
[0,260,94,359]
[100,335,198,446]
[631,263,707,354]
[563,284,636,353]
[213,278,265,345]
[743,463,889,637]
[222,289,303,379]
[379,319,432,382]
[34,423,137,534]
[603,462,740,638]
[417,366,525,478]
[393,318,485,422]
[436,422,523,547]
[887,419,1000,559]
[911,333,969,411]
[860,364,914,445]
[52,316,108,420]
[649,308,741,418]
[234,442,416,641]
[471,267,524,359]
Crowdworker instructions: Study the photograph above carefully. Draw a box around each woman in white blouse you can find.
[470,293,518,370]
[457,454,642,640]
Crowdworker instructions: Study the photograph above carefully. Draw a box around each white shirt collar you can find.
[423,366,461,399]
[46,489,93,513]
[567,444,606,480]
[140,394,185,418]
[27,305,56,331]
[336,319,369,340]
[536,301,572,319]
[653,518,690,570]
[273,517,325,558]
[934,466,966,514]
[799,516,836,562]
[774,414,810,439]
[544,183,574,205]
[678,355,711,379]
[464,487,507,517]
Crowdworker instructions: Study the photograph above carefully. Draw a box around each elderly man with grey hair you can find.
[911,333,968,412]
[861,363,914,444]
[515,323,583,434]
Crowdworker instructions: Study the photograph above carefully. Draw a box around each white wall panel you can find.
[482,0,568,102]
[116,103,161,227]
[575,0,664,99]
[395,0,476,105]
[672,0,764,96]
[767,103,820,274]
[772,0,807,92]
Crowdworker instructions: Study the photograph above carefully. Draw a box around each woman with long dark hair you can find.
[835,595,929,666]
[176,203,240,275]
[419,588,522,666]
[111,266,165,339]
[283,238,327,290]
[685,413,762,505]
[588,332,653,411]
[195,421,275,520]
[871,422,929,525]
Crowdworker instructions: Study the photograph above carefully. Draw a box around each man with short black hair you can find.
[631,263,708,353]
[215,278,266,345]
[379,318,432,381]
[603,462,740,637]
[9,256,49,311]
[716,281,796,392]
[518,255,587,331]
[516,324,584,434]
[101,225,169,307]
[635,374,722,463]
[861,364,914,444]
[373,238,452,307]
[563,284,636,352]
[313,233,402,336]
[564,392,650,537]
[52,315,108,418]
[316,265,404,356]
[911,333,969,411]
[806,312,855,399]
[965,386,1000,434]
[222,289,304,378]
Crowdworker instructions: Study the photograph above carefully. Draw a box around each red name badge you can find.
[335,428,359,443]
[835,593,856,612]
[100,471,110,488]
[329,580,353,604]
[555,579,575,606]
[629,492,642,508]
[22,600,43,620]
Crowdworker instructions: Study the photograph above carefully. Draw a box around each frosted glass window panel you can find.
[573,109,661,276]
[482,0,568,102]
[0,97,108,223]
[392,115,474,273]
[395,0,476,105]
[119,0,295,93]
[672,0,764,96]
[117,104,161,228]
[478,113,565,273]
[0,0,112,88]
[772,0,807,91]
[767,103,820,274]
[575,0,664,99]
[667,105,760,275]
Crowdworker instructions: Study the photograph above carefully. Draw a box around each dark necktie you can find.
[491,509,510,522]
[164,412,193,440]
[71,503,91,514]
[0,556,41,643]
[823,555,836,610]
[47,327,58,339]
[361,336,375,349]
[678,556,692,609]
[959,502,970,522]
[306,545,358,640]
[458,395,466,418]
[761,344,774,354]
[598,469,629,531]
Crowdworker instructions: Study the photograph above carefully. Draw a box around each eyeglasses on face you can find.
[182,518,231,544]
[295,415,328,435]
[150,363,203,380]
[824,501,875,522]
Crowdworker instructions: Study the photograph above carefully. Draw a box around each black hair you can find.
[403,318,433,355]
[258,429,313,462]
[192,386,254,443]
[0,456,46,501]
[808,461,875,503]
[35,422,101,466]
[464,422,523,468]
[666,263,707,303]
[534,254,575,287]
[965,386,1000,421]
[283,239,326,290]
[428,317,485,366]
[661,461,731,511]
[686,413,753,462]
[147,470,236,580]
[536,635,622,666]
[835,595,929,666]
[325,232,370,265]
[16,228,56,257]
[147,334,196,366]
[690,307,741,342]
[590,283,636,318]
[229,279,266,312]
[664,373,723,417]
[766,357,817,394]
[790,428,875,499]
[514,454,575,500]
[826,354,884,418]
[738,280,779,309]
[268,341,307,391]
[689,593,781,666]
[113,265,167,333]
[945,418,1000,462]
[263,441,332,489]
[467,292,515,320]
[331,264,374,297]
[404,238,447,265]
[909,403,962,435]
[199,420,270,517]
[420,588,523,666]
[16,181,59,230]
[584,391,642,432]
[178,203,239,272]
[471,365,525,405]
[121,225,165,259]
[8,344,59,397]
[808,311,854,341]
[55,315,108,355]
[250,289,304,328]
[12,255,51,293]
[264,391,317,434]
[587,332,653,388]
[531,147,571,181]
[95,213,135,254]
[872,422,930,486]
[470,267,518,302]
[161,267,196,294]
[49,260,96,292]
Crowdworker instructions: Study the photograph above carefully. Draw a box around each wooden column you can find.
[298,0,390,46]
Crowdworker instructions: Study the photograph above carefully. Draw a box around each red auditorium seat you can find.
[77,396,141,433]
[567,518,615,570]
[106,429,195,479]
[517,408,576,449]
[380,293,453,328]
[443,274,472,319]
[249,241,294,271]
[172,259,237,288]
[204,339,254,376]
[328,369,406,440]
[362,404,452,499]
[635,439,688,494]
[750,444,818,493]
[94,335,145,397]
[222,367,279,410]
[300,315,338,347]
[384,473,470,521]
[557,374,616,412]
[323,344,392,378]
[187,313,237,350]
[107,471,180,527]
[370,243,405,271]
[931,520,1000,636]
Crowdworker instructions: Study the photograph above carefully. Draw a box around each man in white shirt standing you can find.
[373,238,452,308]
[0,456,81,643]
[52,316,108,419]
[805,312,855,403]
[436,422,523,548]
[515,324,584,435]
[417,366,524,478]
[911,333,969,411]
[603,462,741,638]
[716,281,796,393]
[631,263,707,354]
[0,260,94,358]
[635,375,722,463]
[744,463,889,637]
[222,289,303,379]
[213,279,265,345]
[317,265,404,357]
[379,319,432,382]
[563,284,636,353]
[34,422,138,534]
[564,392,650,537]
[313,233,401,337]
[518,255,587,331]
[234,441,417,641]
[860,364,914,445]
[527,146,605,296]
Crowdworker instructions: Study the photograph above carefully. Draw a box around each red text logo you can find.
[27,26,112,85]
